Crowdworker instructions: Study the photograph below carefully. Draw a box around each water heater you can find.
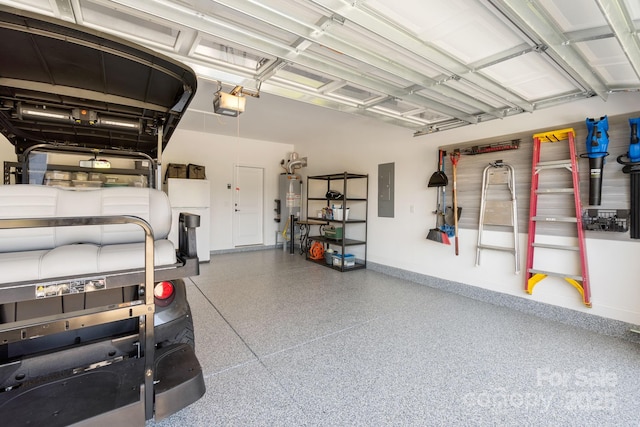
[279,173,302,225]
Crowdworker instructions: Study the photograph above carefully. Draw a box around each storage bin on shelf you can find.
[324,225,343,239]
[333,207,349,221]
[332,253,355,268]
[72,180,102,188]
[324,251,334,265]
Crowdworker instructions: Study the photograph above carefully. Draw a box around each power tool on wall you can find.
[584,116,610,206]
[617,117,640,238]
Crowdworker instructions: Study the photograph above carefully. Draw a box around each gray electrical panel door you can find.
[378,162,394,218]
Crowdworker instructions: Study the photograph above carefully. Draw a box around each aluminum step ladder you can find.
[475,161,519,273]
[525,128,591,307]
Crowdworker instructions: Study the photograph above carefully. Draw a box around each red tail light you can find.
[154,281,175,301]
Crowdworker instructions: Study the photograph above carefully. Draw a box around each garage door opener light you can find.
[213,81,260,117]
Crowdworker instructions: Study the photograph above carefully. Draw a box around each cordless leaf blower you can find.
[584,116,610,206]
[617,117,640,238]
[627,118,640,163]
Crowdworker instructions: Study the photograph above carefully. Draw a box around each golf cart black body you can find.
[0,6,204,425]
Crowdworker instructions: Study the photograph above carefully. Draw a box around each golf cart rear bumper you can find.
[0,212,205,425]
[0,343,204,426]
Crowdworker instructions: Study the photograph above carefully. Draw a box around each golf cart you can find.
[0,6,205,425]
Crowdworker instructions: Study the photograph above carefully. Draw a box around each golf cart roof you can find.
[0,6,197,157]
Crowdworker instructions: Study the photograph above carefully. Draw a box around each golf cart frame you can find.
[0,210,203,425]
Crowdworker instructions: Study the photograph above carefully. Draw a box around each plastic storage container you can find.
[324,252,334,264]
[332,253,355,267]
[333,208,350,221]
[324,226,343,239]
[45,170,72,180]
[73,171,88,181]
[72,180,102,188]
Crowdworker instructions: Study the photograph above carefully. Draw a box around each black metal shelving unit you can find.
[306,172,368,271]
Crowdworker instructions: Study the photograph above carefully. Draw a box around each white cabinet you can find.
[165,178,211,262]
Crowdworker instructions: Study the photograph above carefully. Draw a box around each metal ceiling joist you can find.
[256,58,288,82]
[486,0,610,100]
[261,79,428,128]
[468,42,537,72]
[53,0,75,22]
[174,28,199,56]
[363,95,395,109]
[318,80,348,94]
[182,0,488,121]
[595,0,640,81]
[210,0,503,119]
[108,0,479,124]
[563,25,615,44]
[309,0,535,113]
[316,40,504,118]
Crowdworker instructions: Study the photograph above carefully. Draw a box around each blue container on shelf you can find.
[332,253,355,268]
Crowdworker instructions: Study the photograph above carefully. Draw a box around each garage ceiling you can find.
[2,0,640,136]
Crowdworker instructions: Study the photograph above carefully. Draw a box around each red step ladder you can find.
[525,128,591,307]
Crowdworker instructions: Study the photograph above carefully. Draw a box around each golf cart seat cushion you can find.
[0,185,177,284]
[0,240,177,284]
[0,185,172,252]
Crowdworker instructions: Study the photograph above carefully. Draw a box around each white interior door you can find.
[233,165,264,246]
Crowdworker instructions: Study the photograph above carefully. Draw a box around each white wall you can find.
[162,129,294,250]
[299,92,640,324]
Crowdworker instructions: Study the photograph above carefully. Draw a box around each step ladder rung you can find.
[528,269,583,282]
[536,160,572,169]
[531,242,579,251]
[536,188,574,194]
[532,216,577,223]
[536,160,571,173]
[477,244,515,253]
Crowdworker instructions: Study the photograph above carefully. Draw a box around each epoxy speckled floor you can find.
[149,250,640,426]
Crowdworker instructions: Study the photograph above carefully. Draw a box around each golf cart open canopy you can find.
[0,6,197,157]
